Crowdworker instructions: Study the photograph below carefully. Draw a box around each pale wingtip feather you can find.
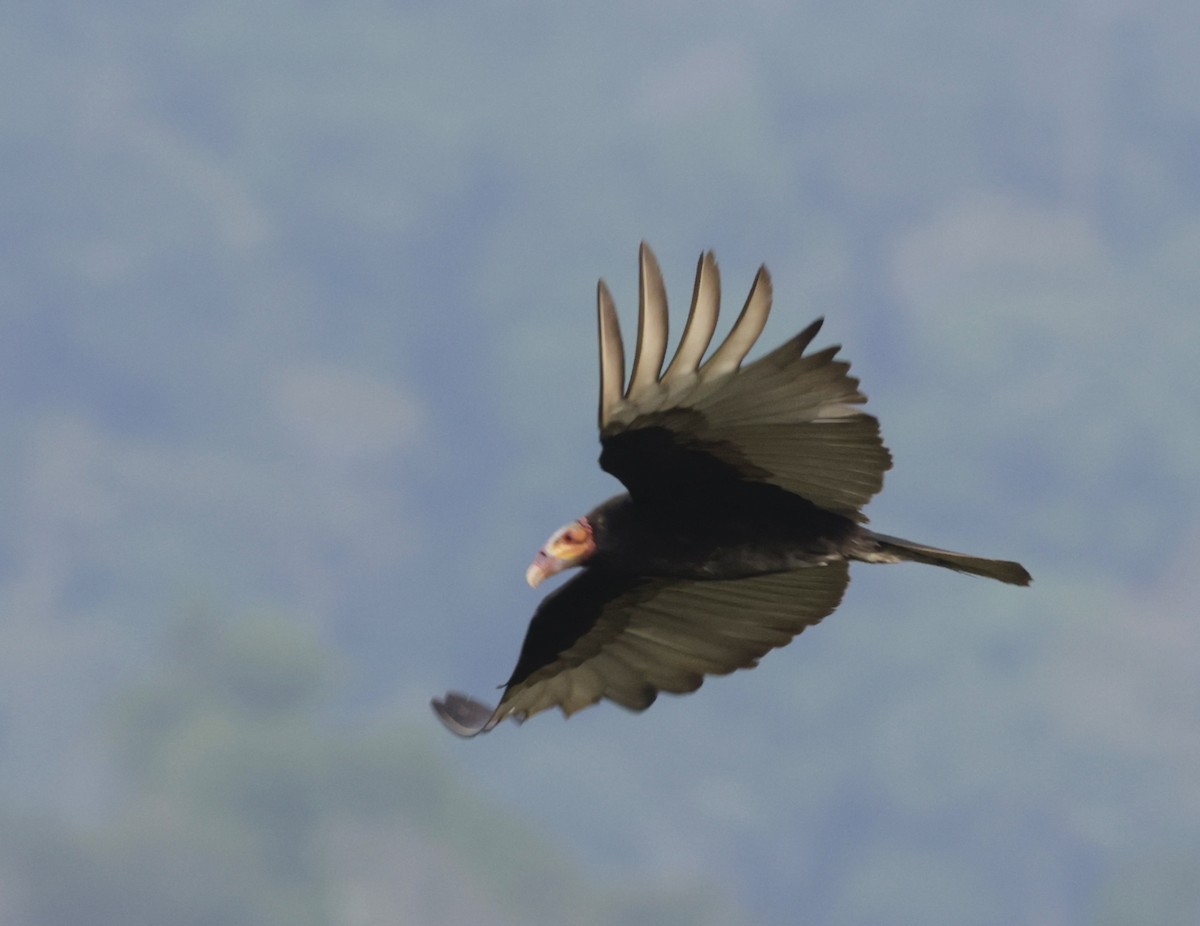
[431,692,500,737]
[663,249,721,383]
[700,262,773,378]
[597,278,625,427]
[628,242,669,396]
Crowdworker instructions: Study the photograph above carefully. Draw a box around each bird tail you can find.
[853,531,1032,586]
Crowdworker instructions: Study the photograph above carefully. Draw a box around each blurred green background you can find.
[2,1,1198,924]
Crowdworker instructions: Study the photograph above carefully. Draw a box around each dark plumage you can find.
[432,244,1030,737]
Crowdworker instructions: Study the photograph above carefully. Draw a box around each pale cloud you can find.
[890,194,1102,309]
[633,40,757,121]
[270,365,425,468]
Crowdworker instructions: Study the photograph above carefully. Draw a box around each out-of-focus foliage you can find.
[0,614,738,925]
[2,0,1199,924]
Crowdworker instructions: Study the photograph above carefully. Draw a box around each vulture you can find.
[432,243,1030,737]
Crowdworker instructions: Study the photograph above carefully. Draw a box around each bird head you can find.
[526,517,596,587]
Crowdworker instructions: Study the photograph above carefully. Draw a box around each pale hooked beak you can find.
[526,517,595,588]
[525,551,560,588]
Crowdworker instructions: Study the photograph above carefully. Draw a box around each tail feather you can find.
[859,531,1032,586]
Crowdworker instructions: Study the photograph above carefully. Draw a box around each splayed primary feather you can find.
[599,244,778,428]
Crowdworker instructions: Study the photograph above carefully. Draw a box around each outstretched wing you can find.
[431,561,849,737]
[596,243,892,520]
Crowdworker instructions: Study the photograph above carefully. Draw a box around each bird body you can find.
[585,487,855,580]
[433,244,1030,737]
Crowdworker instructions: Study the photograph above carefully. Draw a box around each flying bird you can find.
[433,243,1030,737]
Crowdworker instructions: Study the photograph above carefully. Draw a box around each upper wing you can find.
[431,561,850,737]
[596,243,892,519]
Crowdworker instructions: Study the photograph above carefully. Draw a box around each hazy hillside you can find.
[2,1,1198,924]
